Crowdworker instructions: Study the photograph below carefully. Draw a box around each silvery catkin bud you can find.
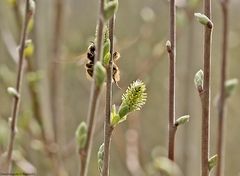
[194,69,204,93]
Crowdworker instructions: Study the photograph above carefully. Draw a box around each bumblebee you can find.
[85,42,121,88]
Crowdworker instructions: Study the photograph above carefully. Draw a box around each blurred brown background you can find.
[0,0,240,175]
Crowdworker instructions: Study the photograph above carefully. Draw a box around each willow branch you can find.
[167,0,176,161]
[6,0,31,172]
[201,0,213,175]
[79,0,105,175]
[216,0,229,176]
[102,16,115,176]
[50,0,65,143]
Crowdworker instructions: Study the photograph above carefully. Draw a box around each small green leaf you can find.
[103,38,110,57]
[103,52,111,66]
[103,0,119,21]
[75,122,87,150]
[175,115,190,127]
[94,61,106,87]
[118,105,130,119]
[111,105,129,126]
[111,105,120,126]
[103,38,111,66]
[208,154,218,171]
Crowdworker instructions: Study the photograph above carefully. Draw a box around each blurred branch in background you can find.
[0,1,67,175]
[181,1,200,174]
[5,0,34,172]
[50,0,65,145]
[48,0,68,175]
[126,113,145,176]
[216,0,229,175]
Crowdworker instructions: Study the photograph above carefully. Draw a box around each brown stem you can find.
[167,0,176,161]
[216,1,229,176]
[102,16,115,176]
[80,0,105,175]
[102,127,113,176]
[201,0,212,175]
[50,0,65,144]
[80,87,101,176]
[6,0,31,172]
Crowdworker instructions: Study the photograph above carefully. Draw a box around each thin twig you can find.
[50,0,65,144]
[201,0,213,175]
[79,0,105,175]
[6,0,31,172]
[80,57,102,176]
[26,59,60,168]
[167,0,176,161]
[48,0,69,175]
[216,0,229,176]
[102,16,115,176]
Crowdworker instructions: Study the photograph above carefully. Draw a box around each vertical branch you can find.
[182,14,195,175]
[6,0,31,172]
[49,1,69,175]
[102,16,115,176]
[216,0,229,176]
[201,0,212,175]
[79,0,105,175]
[26,59,46,141]
[50,0,65,143]
[126,117,145,176]
[167,0,176,161]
